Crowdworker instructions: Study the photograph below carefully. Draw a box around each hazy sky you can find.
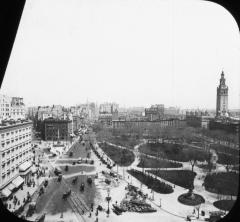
[1,0,240,109]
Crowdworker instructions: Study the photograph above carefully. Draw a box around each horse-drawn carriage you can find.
[80,183,85,192]
[62,189,71,200]
[26,201,36,217]
[87,177,92,185]
[57,174,62,182]
[72,176,78,185]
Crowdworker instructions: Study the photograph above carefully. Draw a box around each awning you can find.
[12,176,24,188]
[1,188,11,198]
[19,161,32,172]
[7,183,16,191]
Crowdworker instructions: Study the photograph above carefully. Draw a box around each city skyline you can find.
[1,0,240,109]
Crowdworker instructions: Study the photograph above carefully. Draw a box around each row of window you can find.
[1,141,31,157]
[1,156,32,179]
[2,151,31,168]
[1,133,31,144]
[1,128,31,138]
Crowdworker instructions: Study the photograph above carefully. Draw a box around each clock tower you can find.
[216,71,228,117]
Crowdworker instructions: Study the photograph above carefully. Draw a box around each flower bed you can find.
[178,192,205,206]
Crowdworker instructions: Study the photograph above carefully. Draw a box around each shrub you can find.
[127,169,173,194]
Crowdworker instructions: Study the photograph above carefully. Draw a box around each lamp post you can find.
[105,188,111,217]
[159,198,161,207]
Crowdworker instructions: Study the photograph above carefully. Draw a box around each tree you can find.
[188,150,198,172]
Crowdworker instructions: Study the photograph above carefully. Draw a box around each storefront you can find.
[19,161,32,184]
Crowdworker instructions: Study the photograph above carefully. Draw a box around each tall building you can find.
[216,71,228,117]
[0,119,33,197]
[0,95,26,122]
[0,95,11,121]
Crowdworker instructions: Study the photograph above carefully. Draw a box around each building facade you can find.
[216,71,228,117]
[42,118,72,141]
[10,97,26,120]
[0,95,11,121]
[186,111,212,129]
[0,120,33,196]
[112,119,186,129]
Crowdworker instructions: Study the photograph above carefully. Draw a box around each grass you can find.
[98,142,135,166]
[213,200,236,211]
[127,169,173,194]
[107,135,141,149]
[139,143,208,162]
[137,155,182,168]
[210,144,239,156]
[217,152,239,165]
[204,172,239,196]
[148,170,196,189]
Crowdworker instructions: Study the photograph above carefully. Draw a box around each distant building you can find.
[98,113,113,126]
[10,97,26,120]
[216,71,228,117]
[186,111,213,129]
[112,119,186,129]
[209,118,240,134]
[145,104,164,121]
[0,95,26,121]
[99,102,119,114]
[41,118,72,141]
[0,119,33,197]
[164,107,180,118]
[0,95,11,121]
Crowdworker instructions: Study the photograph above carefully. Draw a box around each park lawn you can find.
[148,170,196,189]
[216,152,239,165]
[98,142,135,166]
[213,200,236,211]
[210,144,239,156]
[107,135,141,149]
[204,172,239,196]
[139,143,208,162]
[137,155,182,168]
[59,165,95,175]
[127,169,173,194]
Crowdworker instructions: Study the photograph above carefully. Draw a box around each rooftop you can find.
[0,119,32,129]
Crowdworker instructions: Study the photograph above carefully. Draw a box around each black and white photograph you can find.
[0,0,239,222]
